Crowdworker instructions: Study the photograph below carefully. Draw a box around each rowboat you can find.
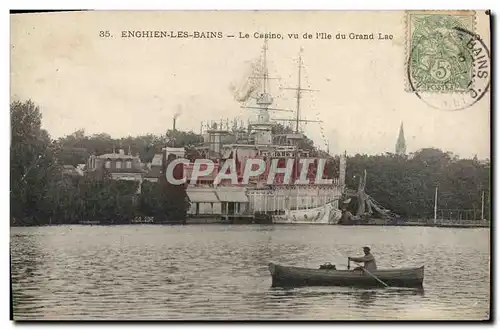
[268,263,424,288]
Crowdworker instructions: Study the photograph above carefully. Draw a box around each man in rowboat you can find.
[349,246,377,271]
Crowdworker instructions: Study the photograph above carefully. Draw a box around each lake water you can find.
[10,225,490,320]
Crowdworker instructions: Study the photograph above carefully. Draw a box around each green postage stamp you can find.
[406,10,476,93]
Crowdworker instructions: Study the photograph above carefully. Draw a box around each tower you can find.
[242,40,277,145]
[253,40,274,145]
[395,121,406,155]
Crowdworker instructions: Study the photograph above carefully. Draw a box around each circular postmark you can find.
[407,16,491,111]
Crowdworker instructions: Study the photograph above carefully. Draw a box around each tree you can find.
[344,149,491,220]
[10,100,60,225]
[56,130,205,164]
[159,151,190,223]
[11,100,195,226]
[166,129,204,148]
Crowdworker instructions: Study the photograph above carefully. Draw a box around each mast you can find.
[295,53,302,133]
[243,40,293,114]
[278,48,322,183]
[278,49,321,131]
[262,39,268,95]
[293,53,305,182]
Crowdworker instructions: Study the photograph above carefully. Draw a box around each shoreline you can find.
[10,220,490,229]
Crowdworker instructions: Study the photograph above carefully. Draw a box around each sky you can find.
[10,11,491,159]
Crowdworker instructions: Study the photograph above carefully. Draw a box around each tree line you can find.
[10,100,490,226]
[10,100,189,226]
[344,150,490,220]
[57,128,203,166]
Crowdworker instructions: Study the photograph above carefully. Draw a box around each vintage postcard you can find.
[10,10,490,321]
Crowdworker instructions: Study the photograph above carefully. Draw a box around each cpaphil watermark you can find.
[165,158,333,185]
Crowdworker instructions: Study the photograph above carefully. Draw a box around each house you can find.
[87,148,145,182]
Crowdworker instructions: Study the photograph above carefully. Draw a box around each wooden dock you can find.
[78,220,101,225]
[222,213,255,224]
[341,218,490,228]
[434,220,490,228]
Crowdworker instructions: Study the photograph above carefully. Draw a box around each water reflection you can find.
[262,286,427,319]
[267,286,424,304]
[355,290,377,307]
[11,233,46,318]
[10,225,489,320]
[255,225,276,232]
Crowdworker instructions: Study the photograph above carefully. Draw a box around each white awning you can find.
[216,187,249,203]
[187,190,219,203]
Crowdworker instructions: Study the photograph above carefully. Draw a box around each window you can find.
[126,161,132,169]
[116,161,122,169]
[105,160,111,169]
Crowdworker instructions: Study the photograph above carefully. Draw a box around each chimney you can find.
[173,116,177,131]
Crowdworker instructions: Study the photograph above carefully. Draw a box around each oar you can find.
[347,258,350,270]
[353,261,389,288]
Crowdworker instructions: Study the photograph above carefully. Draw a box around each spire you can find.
[395,121,406,155]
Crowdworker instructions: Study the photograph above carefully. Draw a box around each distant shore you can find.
[338,222,490,229]
[10,218,490,228]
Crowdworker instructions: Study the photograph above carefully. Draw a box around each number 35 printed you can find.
[99,31,111,38]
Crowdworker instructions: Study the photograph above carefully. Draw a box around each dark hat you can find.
[363,246,371,251]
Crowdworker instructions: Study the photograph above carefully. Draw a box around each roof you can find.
[164,147,185,152]
[187,189,220,203]
[97,153,139,160]
[215,187,248,203]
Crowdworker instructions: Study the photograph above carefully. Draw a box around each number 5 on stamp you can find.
[406,10,475,93]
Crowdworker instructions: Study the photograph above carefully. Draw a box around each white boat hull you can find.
[272,200,342,224]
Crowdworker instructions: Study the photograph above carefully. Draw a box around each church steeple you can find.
[395,121,406,155]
